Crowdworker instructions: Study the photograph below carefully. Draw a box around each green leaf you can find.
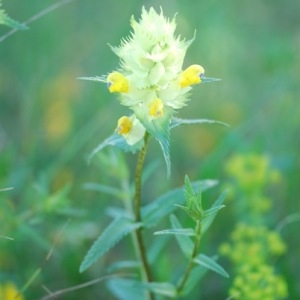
[88,133,144,162]
[142,282,177,297]
[80,217,142,272]
[203,205,225,217]
[180,265,208,296]
[105,207,132,219]
[107,278,145,300]
[148,235,170,264]
[170,214,194,258]
[178,175,203,221]
[193,254,229,278]
[134,105,173,177]
[171,117,229,129]
[83,182,123,199]
[142,180,218,228]
[202,190,227,234]
[107,260,140,272]
[154,228,195,236]
[0,2,27,30]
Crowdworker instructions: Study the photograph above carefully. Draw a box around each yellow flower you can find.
[0,282,24,300]
[116,115,146,145]
[180,64,205,88]
[107,72,129,93]
[149,98,164,118]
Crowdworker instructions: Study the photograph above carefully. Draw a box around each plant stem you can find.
[177,220,202,295]
[133,132,154,300]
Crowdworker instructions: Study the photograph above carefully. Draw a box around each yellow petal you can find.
[180,64,205,88]
[116,116,132,134]
[149,98,164,118]
[107,72,129,93]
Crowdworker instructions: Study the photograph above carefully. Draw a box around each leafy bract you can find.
[170,117,229,129]
[88,133,144,162]
[0,1,27,30]
[80,217,141,272]
[193,254,229,278]
[142,179,218,228]
[134,105,173,177]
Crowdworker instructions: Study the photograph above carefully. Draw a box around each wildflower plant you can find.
[80,7,228,299]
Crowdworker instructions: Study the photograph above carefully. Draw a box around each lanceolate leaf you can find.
[154,228,195,236]
[180,265,207,296]
[202,190,227,234]
[107,278,145,300]
[193,254,229,278]
[80,217,142,272]
[142,180,218,228]
[170,214,194,258]
[141,282,177,297]
[170,117,229,129]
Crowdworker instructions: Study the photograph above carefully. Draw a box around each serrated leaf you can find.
[202,191,227,234]
[170,214,194,258]
[142,180,218,228]
[193,254,229,278]
[134,105,173,177]
[174,204,200,221]
[0,5,27,30]
[88,133,144,162]
[142,282,177,297]
[80,217,141,272]
[171,117,229,129]
[154,228,195,236]
[184,175,195,207]
[107,278,144,300]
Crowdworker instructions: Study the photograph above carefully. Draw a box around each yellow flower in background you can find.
[225,154,279,191]
[0,282,24,300]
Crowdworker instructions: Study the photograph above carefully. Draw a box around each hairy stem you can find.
[177,220,202,295]
[133,132,154,300]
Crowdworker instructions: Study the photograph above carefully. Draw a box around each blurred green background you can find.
[0,0,299,299]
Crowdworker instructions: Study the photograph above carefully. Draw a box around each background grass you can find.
[0,0,299,299]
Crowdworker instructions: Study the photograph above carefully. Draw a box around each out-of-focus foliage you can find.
[0,0,299,299]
